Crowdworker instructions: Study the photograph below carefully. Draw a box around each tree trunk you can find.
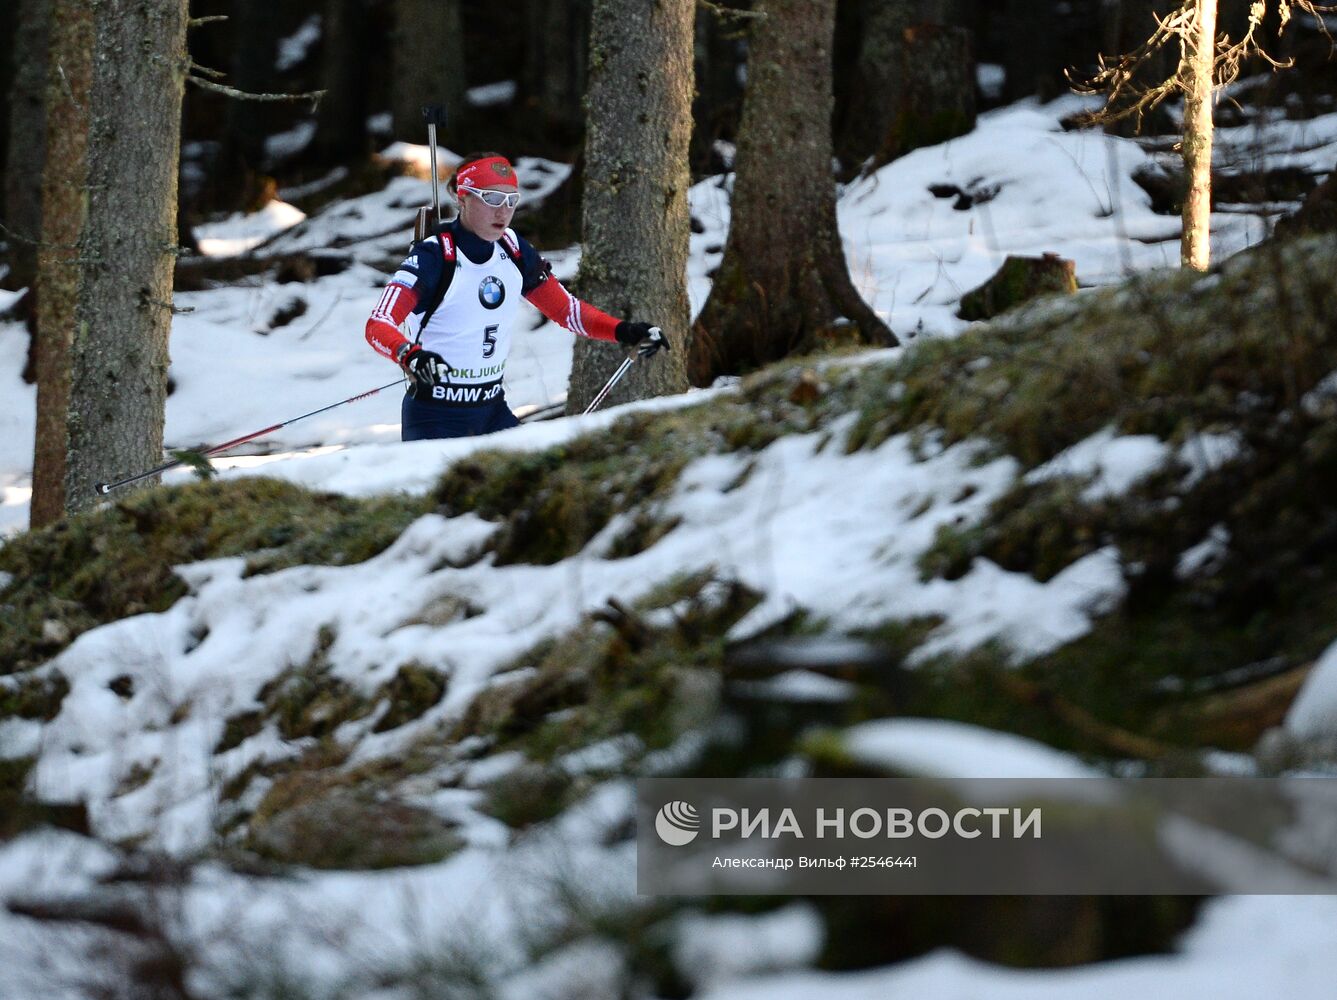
[31,0,187,525]
[312,0,369,165]
[835,1,975,175]
[566,0,693,413]
[835,0,916,172]
[521,0,591,147]
[3,0,52,295]
[873,23,976,174]
[215,0,278,213]
[1003,0,1059,100]
[688,0,896,387]
[30,0,91,527]
[391,0,466,144]
[1181,0,1216,270]
[0,0,14,244]
[690,2,746,175]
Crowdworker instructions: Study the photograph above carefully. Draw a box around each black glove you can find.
[615,321,670,358]
[396,343,453,396]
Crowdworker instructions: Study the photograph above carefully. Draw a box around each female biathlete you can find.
[365,153,667,439]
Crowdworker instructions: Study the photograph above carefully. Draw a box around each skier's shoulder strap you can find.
[438,229,457,265]
[499,229,522,263]
[415,230,458,341]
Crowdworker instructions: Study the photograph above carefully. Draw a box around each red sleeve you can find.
[524,276,620,343]
[365,282,420,360]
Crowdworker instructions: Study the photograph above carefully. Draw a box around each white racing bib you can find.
[417,232,526,386]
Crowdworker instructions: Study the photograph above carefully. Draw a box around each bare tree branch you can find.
[187,73,324,109]
[1070,1,1334,130]
[696,0,766,21]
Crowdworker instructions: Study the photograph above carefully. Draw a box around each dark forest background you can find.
[3,0,1335,285]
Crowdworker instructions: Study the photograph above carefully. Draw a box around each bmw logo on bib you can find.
[478,276,505,310]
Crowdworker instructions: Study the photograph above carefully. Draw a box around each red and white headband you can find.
[456,156,518,191]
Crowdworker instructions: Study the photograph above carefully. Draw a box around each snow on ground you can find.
[0,790,639,999]
[0,97,1313,534]
[4,96,1337,996]
[842,718,1105,781]
[276,14,321,73]
[1210,108,1337,180]
[1286,638,1337,739]
[193,200,308,256]
[694,895,1337,1000]
[3,394,1124,855]
[1024,426,1169,500]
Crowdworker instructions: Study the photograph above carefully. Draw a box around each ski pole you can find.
[583,356,635,415]
[93,378,404,496]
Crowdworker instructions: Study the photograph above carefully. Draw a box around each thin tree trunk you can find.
[313,0,369,165]
[1181,0,1216,270]
[834,0,916,171]
[566,0,693,413]
[391,0,465,144]
[215,0,277,212]
[1003,0,1060,100]
[3,0,52,295]
[0,1,13,210]
[30,0,90,527]
[31,0,187,525]
[690,3,746,175]
[521,0,591,146]
[688,0,895,387]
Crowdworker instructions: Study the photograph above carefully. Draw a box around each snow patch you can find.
[1177,524,1230,580]
[276,15,321,72]
[194,201,307,257]
[1286,638,1337,739]
[1026,426,1169,500]
[674,903,824,988]
[468,80,517,107]
[843,717,1104,780]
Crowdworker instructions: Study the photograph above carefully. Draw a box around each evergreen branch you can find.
[170,448,217,481]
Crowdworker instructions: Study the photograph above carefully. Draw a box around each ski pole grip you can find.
[422,104,448,127]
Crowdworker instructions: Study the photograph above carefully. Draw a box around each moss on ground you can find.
[441,572,767,832]
[429,366,858,566]
[373,663,448,733]
[245,769,461,870]
[0,671,70,721]
[433,412,693,565]
[3,233,1336,953]
[846,236,1337,467]
[0,479,430,675]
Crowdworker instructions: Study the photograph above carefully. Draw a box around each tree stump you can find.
[957,253,1077,321]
